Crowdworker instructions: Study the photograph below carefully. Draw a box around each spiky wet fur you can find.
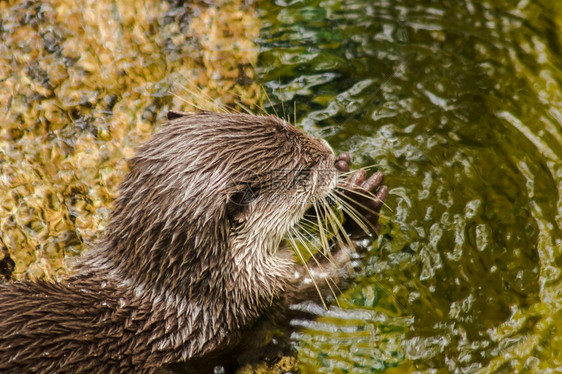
[0,112,337,373]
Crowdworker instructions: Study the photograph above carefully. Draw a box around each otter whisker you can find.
[316,199,346,261]
[319,196,355,251]
[332,189,384,218]
[297,209,346,269]
[176,80,265,116]
[291,226,341,297]
[235,101,256,116]
[316,198,352,297]
[338,200,391,223]
[174,83,236,114]
[323,196,404,314]
[262,86,280,119]
[290,226,341,307]
[293,101,297,127]
[329,192,376,235]
[296,216,332,248]
[170,92,208,112]
[280,97,287,123]
[236,98,268,117]
[313,202,331,257]
[336,164,380,177]
[335,182,379,199]
[294,203,348,299]
[338,199,384,235]
[314,197,355,295]
[287,230,328,310]
[335,171,392,213]
[252,96,270,116]
[291,222,320,260]
[334,186,393,213]
[313,195,345,249]
[297,216,322,233]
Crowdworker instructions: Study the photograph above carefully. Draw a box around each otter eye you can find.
[226,184,259,221]
[238,184,259,204]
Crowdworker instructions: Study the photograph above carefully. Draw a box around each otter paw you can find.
[335,154,388,239]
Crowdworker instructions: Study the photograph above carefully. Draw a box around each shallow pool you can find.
[258,0,562,372]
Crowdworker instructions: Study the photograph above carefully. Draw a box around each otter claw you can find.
[335,160,350,172]
[346,169,365,187]
[361,171,384,192]
[335,152,351,172]
[373,185,389,210]
[336,152,351,164]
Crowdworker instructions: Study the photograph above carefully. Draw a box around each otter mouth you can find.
[286,153,388,263]
[282,166,340,262]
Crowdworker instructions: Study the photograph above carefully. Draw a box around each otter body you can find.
[0,112,386,373]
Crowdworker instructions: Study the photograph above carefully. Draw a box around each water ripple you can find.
[259,0,562,372]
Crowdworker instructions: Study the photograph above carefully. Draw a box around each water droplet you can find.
[118,297,128,308]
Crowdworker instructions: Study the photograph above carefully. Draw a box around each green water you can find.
[258,0,562,372]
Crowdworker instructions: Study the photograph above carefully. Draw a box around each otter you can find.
[0,111,387,373]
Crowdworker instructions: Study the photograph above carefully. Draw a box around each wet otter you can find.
[0,111,387,373]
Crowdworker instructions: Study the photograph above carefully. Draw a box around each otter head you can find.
[88,112,336,305]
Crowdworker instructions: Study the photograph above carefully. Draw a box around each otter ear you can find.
[167,110,214,120]
[167,110,190,120]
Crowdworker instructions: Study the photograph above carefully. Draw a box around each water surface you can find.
[258,0,562,372]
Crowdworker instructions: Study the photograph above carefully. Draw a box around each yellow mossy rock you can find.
[0,0,263,280]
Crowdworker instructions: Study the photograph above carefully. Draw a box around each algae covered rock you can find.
[0,0,262,280]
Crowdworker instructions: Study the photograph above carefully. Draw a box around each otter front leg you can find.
[293,153,388,302]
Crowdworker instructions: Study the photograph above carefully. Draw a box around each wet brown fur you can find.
[0,112,338,373]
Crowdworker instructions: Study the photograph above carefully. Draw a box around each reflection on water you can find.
[259,0,562,372]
